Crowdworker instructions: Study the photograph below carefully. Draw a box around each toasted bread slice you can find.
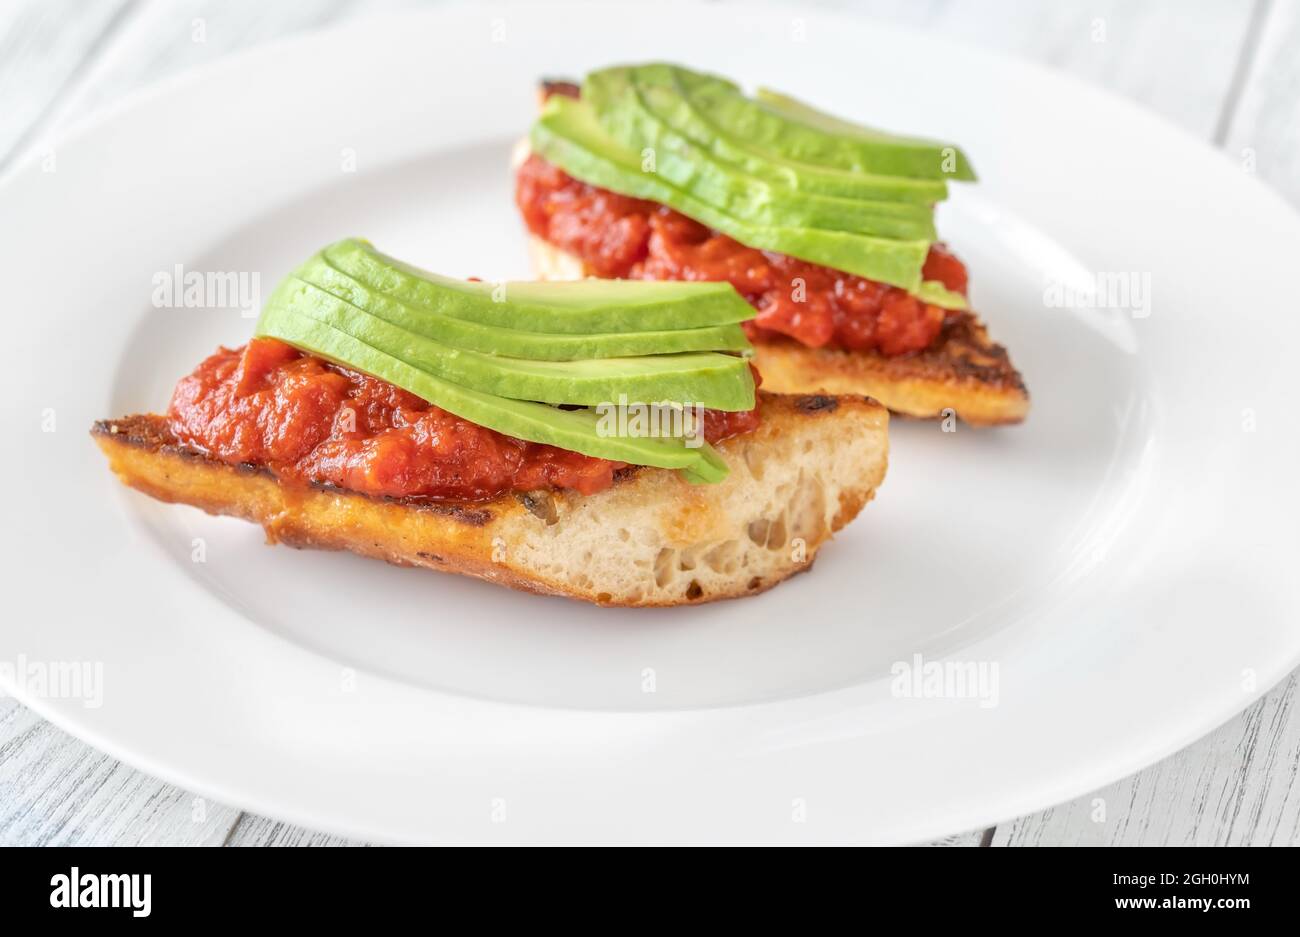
[527,234,1028,426]
[91,392,887,607]
[738,316,1029,427]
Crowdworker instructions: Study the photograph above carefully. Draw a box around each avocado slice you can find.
[295,252,752,360]
[754,88,977,181]
[254,304,728,483]
[582,67,937,240]
[323,238,754,334]
[265,278,757,411]
[674,69,976,182]
[916,279,968,311]
[531,95,931,291]
[622,64,948,204]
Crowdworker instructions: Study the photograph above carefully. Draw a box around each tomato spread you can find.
[168,338,760,502]
[515,153,969,355]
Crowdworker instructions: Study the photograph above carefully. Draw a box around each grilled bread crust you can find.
[747,318,1029,426]
[91,392,888,607]
[527,234,1029,426]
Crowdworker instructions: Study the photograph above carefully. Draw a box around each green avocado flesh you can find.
[583,67,937,240]
[617,64,948,204]
[916,279,968,311]
[638,66,974,181]
[265,277,755,411]
[298,251,752,359]
[529,63,974,306]
[533,96,931,291]
[752,88,977,181]
[325,238,753,333]
[252,240,756,483]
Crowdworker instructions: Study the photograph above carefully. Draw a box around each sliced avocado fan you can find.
[532,96,931,292]
[582,66,938,239]
[254,240,758,484]
[529,63,973,308]
[265,277,755,411]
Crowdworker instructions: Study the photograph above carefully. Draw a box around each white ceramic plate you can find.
[2,1,1297,844]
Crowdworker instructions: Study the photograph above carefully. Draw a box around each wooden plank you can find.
[994,675,1300,845]
[224,813,364,847]
[837,0,1255,139]
[0,0,138,171]
[0,697,241,846]
[1222,0,1300,207]
[50,0,397,131]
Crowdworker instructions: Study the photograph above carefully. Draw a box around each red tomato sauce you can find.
[167,338,760,502]
[515,153,969,355]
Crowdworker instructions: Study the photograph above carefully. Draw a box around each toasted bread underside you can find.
[92,393,887,607]
[527,235,1029,426]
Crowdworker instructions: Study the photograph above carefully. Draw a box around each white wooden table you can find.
[3,0,1298,847]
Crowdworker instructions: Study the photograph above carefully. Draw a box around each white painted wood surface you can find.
[995,674,1300,846]
[1,0,1296,846]
[0,0,133,173]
